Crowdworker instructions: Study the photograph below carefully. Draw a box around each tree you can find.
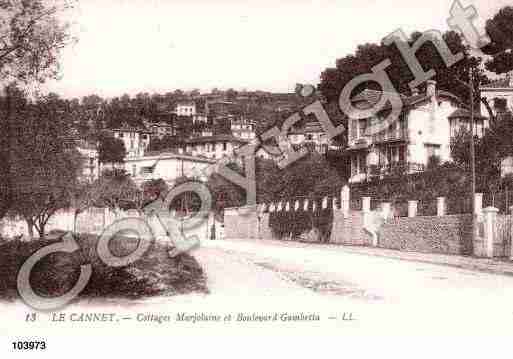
[141,179,169,204]
[92,169,139,212]
[319,30,488,109]
[482,6,513,75]
[9,93,82,238]
[98,134,126,167]
[0,1,75,220]
[226,88,238,101]
[148,135,182,152]
[0,0,75,83]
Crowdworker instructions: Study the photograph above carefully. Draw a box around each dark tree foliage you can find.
[8,92,82,238]
[98,134,126,166]
[319,30,488,108]
[482,6,513,75]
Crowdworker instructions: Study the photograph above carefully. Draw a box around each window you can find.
[118,133,124,138]
[494,98,507,113]
[351,156,358,177]
[358,119,367,138]
[132,165,137,177]
[358,155,366,174]
[223,142,227,151]
[350,119,358,141]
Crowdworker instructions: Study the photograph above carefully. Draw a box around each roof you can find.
[289,121,324,135]
[350,88,461,111]
[185,134,249,145]
[448,108,487,120]
[125,151,216,164]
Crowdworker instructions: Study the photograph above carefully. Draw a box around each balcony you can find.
[372,128,409,144]
[347,136,371,150]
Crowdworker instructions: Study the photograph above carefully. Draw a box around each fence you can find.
[0,207,223,242]
[223,187,513,260]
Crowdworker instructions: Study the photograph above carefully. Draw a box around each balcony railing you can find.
[368,162,425,177]
[372,128,409,144]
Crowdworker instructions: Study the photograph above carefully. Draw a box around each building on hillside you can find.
[231,117,256,141]
[124,152,216,186]
[175,101,196,117]
[287,120,330,154]
[181,134,249,160]
[192,113,208,123]
[111,123,151,159]
[346,80,464,183]
[76,140,100,183]
[146,121,175,139]
[480,73,513,117]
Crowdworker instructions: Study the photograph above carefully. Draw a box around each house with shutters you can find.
[346,80,467,183]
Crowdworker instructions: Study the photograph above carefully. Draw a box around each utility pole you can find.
[456,66,477,215]
[470,68,476,215]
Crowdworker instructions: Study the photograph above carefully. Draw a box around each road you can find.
[191,238,513,334]
[2,237,513,338]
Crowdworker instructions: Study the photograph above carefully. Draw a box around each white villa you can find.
[180,134,249,160]
[124,152,216,186]
[346,80,473,183]
[175,101,197,117]
[231,118,256,141]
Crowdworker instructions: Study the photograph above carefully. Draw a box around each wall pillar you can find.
[510,206,513,261]
[322,197,328,209]
[483,206,498,258]
[362,197,371,213]
[437,197,446,217]
[474,193,483,216]
[341,185,350,219]
[408,200,418,218]
[303,199,309,211]
[381,202,392,219]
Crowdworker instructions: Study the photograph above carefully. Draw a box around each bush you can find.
[0,233,208,302]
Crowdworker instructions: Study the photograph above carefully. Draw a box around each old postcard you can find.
[1,0,513,357]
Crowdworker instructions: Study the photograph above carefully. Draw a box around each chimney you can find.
[426,80,436,99]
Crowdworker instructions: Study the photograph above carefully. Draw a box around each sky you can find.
[43,0,512,99]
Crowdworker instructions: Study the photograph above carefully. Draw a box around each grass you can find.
[0,231,208,302]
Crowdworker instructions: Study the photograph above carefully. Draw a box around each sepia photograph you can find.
[1,0,513,357]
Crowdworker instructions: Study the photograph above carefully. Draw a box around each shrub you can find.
[0,233,208,302]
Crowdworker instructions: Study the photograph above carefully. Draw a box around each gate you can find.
[496,214,512,258]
